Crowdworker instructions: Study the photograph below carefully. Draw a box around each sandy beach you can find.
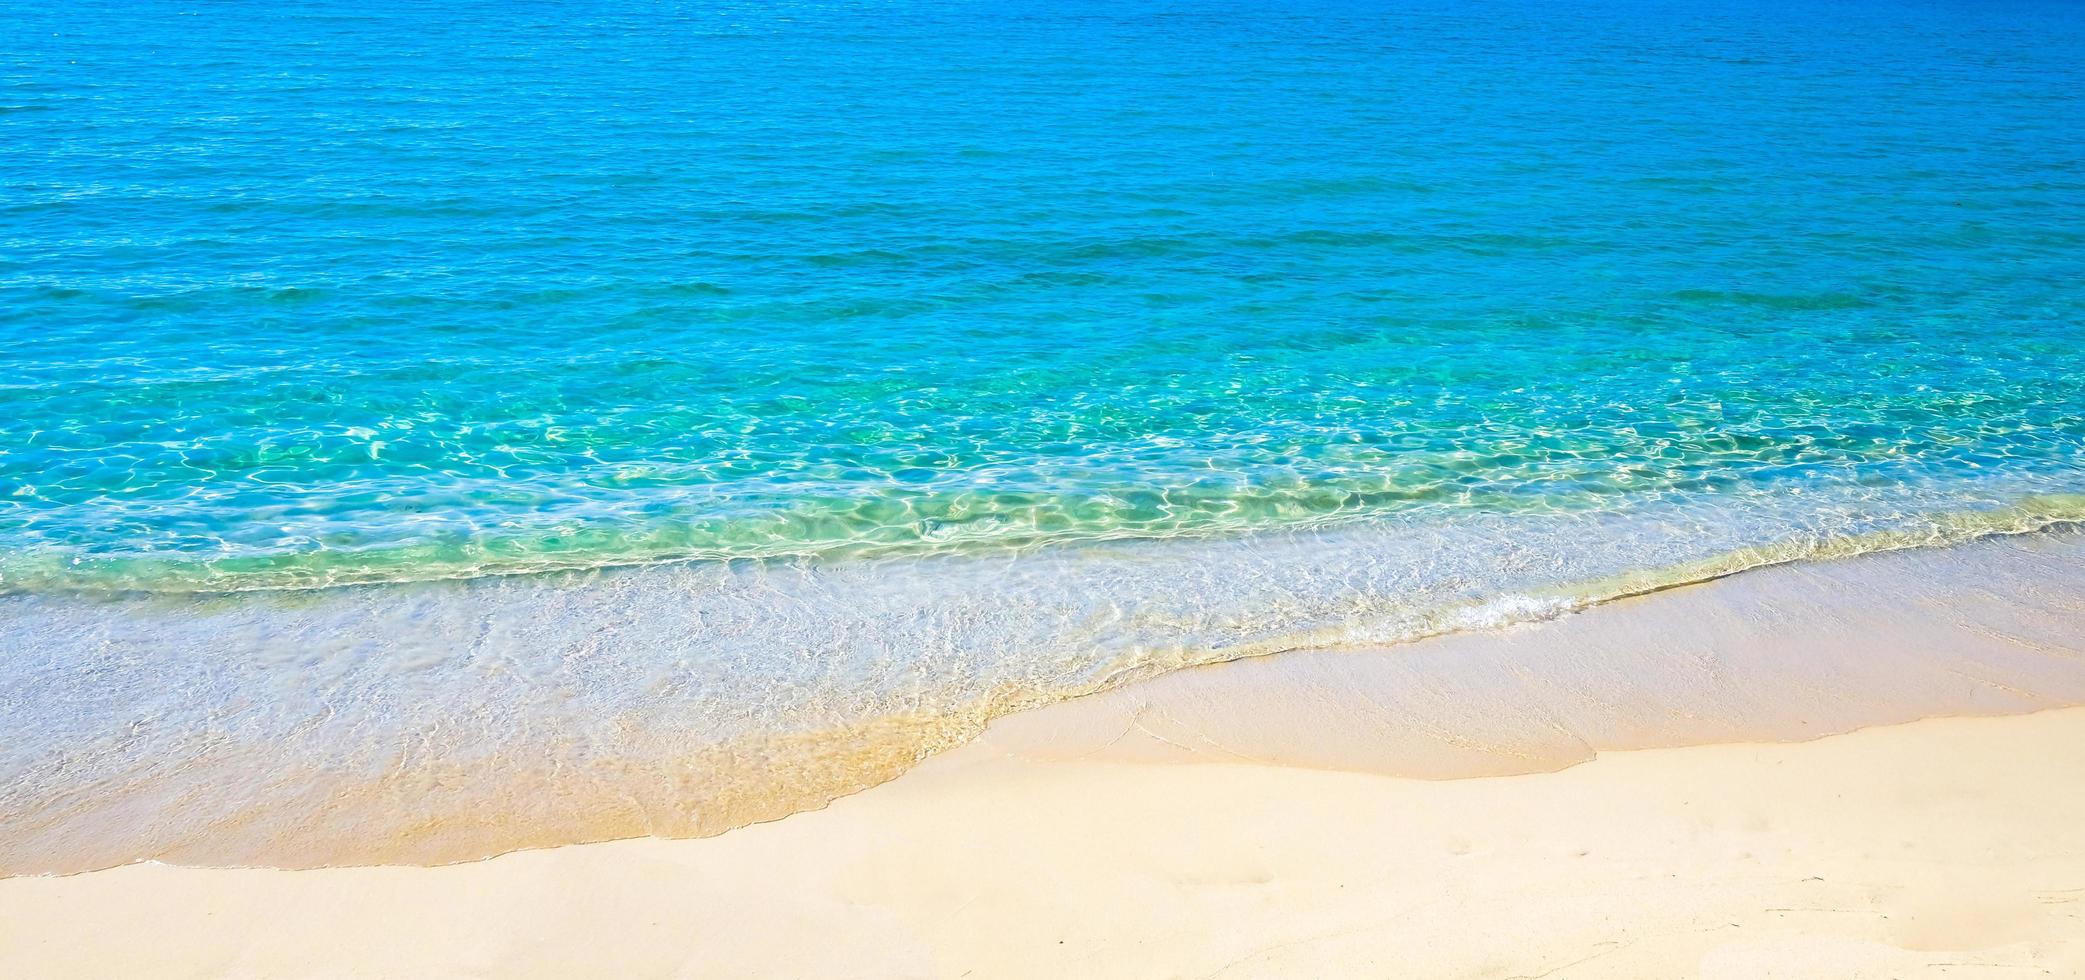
[3,711,2081,979]
[5,533,2084,978]
[12,1,2085,975]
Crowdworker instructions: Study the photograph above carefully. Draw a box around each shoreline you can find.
[967,526,2085,781]
[5,520,2083,876]
[4,530,2084,976]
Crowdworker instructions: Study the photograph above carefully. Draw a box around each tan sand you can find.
[971,530,2085,779]
[1,708,2082,978]
[4,533,2084,978]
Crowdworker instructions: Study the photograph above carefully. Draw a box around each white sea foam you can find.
[1,490,2081,874]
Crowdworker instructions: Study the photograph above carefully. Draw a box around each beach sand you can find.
[4,533,2084,978]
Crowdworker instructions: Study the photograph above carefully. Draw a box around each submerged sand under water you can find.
[977,529,2085,776]
[1,523,2081,875]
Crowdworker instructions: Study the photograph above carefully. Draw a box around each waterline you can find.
[4,494,2081,875]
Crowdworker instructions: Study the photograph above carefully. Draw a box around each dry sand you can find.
[4,533,2084,978]
[3,710,2082,978]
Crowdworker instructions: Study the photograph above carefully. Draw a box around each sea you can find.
[3,0,2083,872]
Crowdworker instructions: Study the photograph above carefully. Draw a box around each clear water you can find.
[3,0,2084,871]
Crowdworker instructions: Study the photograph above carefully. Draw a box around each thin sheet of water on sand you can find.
[969,530,2085,777]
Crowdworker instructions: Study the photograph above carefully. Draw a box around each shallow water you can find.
[3,0,2084,871]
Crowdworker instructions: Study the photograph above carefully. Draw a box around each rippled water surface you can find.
[3,0,2084,871]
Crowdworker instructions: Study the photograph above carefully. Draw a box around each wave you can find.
[6,470,2085,599]
[2,491,2083,875]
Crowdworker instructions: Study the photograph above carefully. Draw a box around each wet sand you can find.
[3,531,2083,977]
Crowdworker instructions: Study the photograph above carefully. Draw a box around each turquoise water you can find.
[4,0,2085,871]
[7,0,2084,593]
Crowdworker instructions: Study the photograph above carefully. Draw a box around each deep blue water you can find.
[2,0,2084,870]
